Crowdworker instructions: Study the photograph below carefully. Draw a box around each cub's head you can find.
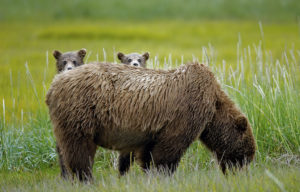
[117,52,149,68]
[53,49,86,73]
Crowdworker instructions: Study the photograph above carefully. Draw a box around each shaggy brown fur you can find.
[46,62,256,181]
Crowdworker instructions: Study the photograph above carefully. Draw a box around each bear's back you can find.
[46,63,189,133]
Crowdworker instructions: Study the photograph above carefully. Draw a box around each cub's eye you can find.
[128,59,132,62]
[138,59,141,63]
[73,61,77,65]
[63,61,67,65]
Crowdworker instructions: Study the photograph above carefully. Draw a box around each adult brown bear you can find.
[46,62,256,181]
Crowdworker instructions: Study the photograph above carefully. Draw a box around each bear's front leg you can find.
[150,142,184,174]
[135,141,156,172]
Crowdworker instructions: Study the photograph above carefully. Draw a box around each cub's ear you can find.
[78,48,86,59]
[236,116,248,132]
[53,50,62,60]
[117,52,125,61]
[143,52,149,60]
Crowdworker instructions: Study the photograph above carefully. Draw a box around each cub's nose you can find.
[133,63,139,66]
[67,67,73,70]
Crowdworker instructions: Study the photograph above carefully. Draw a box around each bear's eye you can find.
[138,59,141,63]
[63,61,67,65]
[73,61,77,65]
[128,59,132,62]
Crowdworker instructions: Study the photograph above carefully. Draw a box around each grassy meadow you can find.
[0,0,300,191]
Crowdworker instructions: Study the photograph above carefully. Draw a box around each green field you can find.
[1,163,300,192]
[1,0,300,191]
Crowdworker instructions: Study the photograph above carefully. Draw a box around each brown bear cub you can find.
[117,52,149,68]
[53,49,86,73]
[46,62,256,182]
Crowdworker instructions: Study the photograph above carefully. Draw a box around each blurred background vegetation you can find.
[1,0,300,22]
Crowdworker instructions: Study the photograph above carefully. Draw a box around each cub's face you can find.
[53,49,86,73]
[117,52,149,68]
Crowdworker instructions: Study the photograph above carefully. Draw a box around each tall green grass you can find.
[213,43,300,157]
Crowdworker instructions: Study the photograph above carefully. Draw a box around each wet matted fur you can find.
[46,62,256,182]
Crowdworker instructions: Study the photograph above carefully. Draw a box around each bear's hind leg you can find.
[62,138,97,182]
[118,140,156,175]
[137,141,156,172]
[118,152,134,175]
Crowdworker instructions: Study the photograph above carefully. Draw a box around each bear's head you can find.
[53,49,86,73]
[200,94,256,173]
[117,52,149,68]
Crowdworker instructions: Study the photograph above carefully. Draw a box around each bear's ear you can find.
[143,52,149,60]
[236,116,248,132]
[78,48,86,59]
[117,52,125,61]
[53,50,62,60]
